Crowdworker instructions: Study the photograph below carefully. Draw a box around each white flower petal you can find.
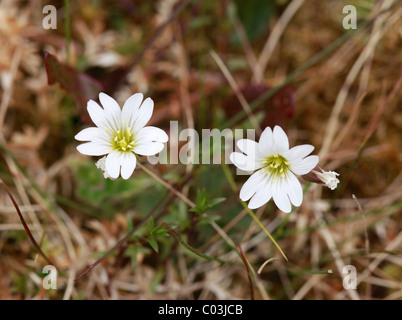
[99,92,121,116]
[136,126,168,143]
[285,172,303,207]
[121,152,137,179]
[87,100,106,128]
[134,141,165,156]
[273,179,292,213]
[99,92,121,131]
[76,142,110,156]
[105,150,124,179]
[272,125,289,154]
[122,93,144,127]
[290,155,319,175]
[237,139,258,157]
[230,152,261,172]
[75,127,102,141]
[133,97,154,131]
[284,144,315,162]
[239,170,267,201]
[248,178,273,209]
[258,127,273,156]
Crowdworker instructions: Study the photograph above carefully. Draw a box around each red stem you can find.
[237,244,255,300]
[0,179,54,266]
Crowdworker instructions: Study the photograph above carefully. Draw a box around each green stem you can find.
[163,223,231,265]
[222,163,288,261]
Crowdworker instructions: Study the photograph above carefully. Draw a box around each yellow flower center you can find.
[262,153,290,180]
[110,127,135,152]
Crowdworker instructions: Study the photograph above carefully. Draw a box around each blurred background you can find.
[0,0,401,300]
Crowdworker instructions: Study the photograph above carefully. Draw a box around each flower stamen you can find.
[262,153,290,179]
[111,128,135,152]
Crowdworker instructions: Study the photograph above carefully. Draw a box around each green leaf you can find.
[147,237,159,253]
[198,214,221,226]
[151,226,168,237]
[124,245,150,269]
[233,0,275,40]
[146,217,155,234]
[191,188,226,214]
[209,197,226,207]
[149,268,164,294]
[126,215,134,233]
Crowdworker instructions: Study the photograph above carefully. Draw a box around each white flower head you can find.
[75,92,168,179]
[230,126,319,213]
[314,170,340,190]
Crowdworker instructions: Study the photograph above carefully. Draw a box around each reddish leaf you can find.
[223,83,295,129]
[44,52,103,122]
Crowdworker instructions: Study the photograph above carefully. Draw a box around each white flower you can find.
[230,126,319,213]
[314,170,340,190]
[75,92,168,179]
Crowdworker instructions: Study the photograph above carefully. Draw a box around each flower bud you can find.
[303,166,340,190]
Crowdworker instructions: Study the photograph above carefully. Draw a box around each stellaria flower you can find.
[75,92,168,179]
[230,126,319,213]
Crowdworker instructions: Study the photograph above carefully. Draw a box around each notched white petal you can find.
[273,181,292,213]
[105,151,123,179]
[99,92,121,115]
[285,172,303,207]
[237,139,258,157]
[230,152,260,172]
[290,155,319,175]
[87,100,106,128]
[136,126,169,143]
[75,127,101,141]
[134,97,154,131]
[284,144,315,162]
[76,142,109,156]
[122,93,144,127]
[134,141,165,156]
[239,170,266,202]
[123,93,143,112]
[272,125,289,153]
[258,127,273,156]
[121,153,137,179]
[248,180,272,209]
